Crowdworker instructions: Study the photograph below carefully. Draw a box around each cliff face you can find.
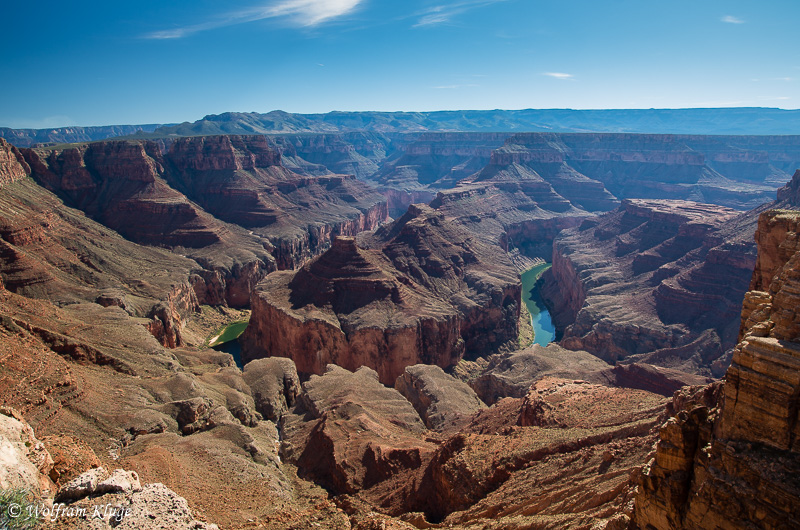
[373,132,512,190]
[429,159,598,260]
[21,136,390,303]
[242,205,520,384]
[24,140,224,247]
[634,207,800,529]
[164,135,389,269]
[0,154,207,347]
[485,133,796,211]
[271,132,397,179]
[543,199,754,375]
[0,138,30,186]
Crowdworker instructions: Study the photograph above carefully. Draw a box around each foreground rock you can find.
[634,206,800,529]
[0,407,54,497]
[281,365,436,496]
[406,377,666,526]
[242,205,521,384]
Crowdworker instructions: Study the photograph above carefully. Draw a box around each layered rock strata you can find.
[429,151,602,259]
[542,199,756,375]
[271,132,397,180]
[471,133,797,210]
[634,206,800,529]
[372,132,512,190]
[163,135,389,269]
[241,205,520,384]
[394,364,486,432]
[0,156,206,347]
[22,135,390,283]
[0,138,29,185]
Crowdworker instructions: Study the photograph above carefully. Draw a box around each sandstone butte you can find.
[241,204,521,384]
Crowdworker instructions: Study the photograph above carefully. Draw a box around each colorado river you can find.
[209,320,248,369]
[520,263,556,346]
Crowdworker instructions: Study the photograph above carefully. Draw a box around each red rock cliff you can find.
[543,199,753,375]
[242,205,520,384]
[0,138,30,186]
[634,207,800,529]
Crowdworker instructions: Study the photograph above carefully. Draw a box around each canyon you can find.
[633,205,800,529]
[1,121,799,530]
[241,204,521,384]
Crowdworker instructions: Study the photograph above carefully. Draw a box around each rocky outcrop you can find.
[777,169,800,204]
[0,407,54,498]
[394,365,486,431]
[242,205,520,384]
[407,377,666,526]
[281,365,435,495]
[469,343,610,405]
[749,206,800,293]
[242,357,301,422]
[594,362,713,397]
[52,466,218,529]
[542,199,756,375]
[241,237,464,384]
[0,138,29,186]
[633,207,800,529]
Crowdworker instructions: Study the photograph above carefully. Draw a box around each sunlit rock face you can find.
[541,198,753,375]
[634,207,800,530]
[241,204,521,384]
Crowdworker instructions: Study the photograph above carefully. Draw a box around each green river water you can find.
[520,263,556,346]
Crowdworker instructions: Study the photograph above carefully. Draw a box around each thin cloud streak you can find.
[413,0,508,28]
[145,0,363,39]
[543,72,574,80]
[721,15,745,24]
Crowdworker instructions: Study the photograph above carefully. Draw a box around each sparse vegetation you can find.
[0,488,40,530]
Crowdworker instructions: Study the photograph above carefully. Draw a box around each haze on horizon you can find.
[1,0,798,129]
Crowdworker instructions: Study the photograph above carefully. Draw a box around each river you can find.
[209,320,248,369]
[520,263,556,346]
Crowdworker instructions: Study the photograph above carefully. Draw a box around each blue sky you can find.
[1,0,798,128]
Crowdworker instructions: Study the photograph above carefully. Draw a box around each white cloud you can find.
[721,15,745,24]
[414,0,507,28]
[543,72,574,80]
[145,0,363,39]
